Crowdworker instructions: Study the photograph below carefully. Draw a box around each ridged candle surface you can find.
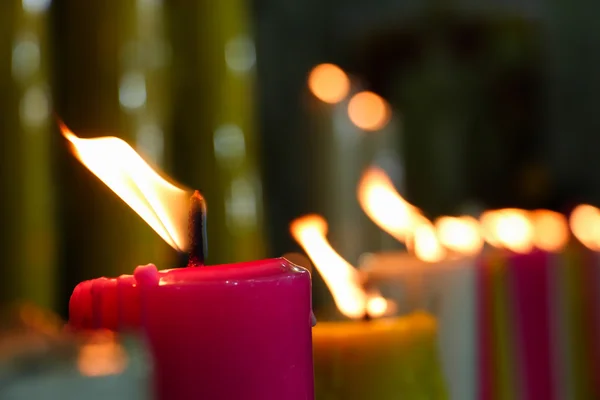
[70,258,314,400]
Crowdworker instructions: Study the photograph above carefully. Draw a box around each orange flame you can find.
[290,215,388,319]
[60,122,189,251]
[570,204,600,250]
[357,167,422,242]
[531,209,569,252]
[435,216,483,256]
[479,209,533,253]
[358,167,446,262]
[412,219,447,262]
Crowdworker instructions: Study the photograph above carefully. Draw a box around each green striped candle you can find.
[0,0,56,308]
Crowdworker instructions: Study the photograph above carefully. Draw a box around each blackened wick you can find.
[188,190,207,266]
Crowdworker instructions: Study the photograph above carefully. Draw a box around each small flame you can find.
[435,216,483,256]
[60,122,189,250]
[290,215,387,319]
[531,210,569,252]
[479,209,533,253]
[366,296,390,317]
[357,167,422,242]
[570,204,600,250]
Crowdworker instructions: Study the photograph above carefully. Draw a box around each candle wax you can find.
[312,311,447,400]
[70,258,314,400]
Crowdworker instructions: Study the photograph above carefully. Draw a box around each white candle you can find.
[361,251,477,400]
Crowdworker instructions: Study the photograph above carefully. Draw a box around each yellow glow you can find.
[308,64,350,104]
[435,216,483,256]
[531,210,569,252]
[413,220,446,262]
[290,215,387,319]
[347,91,391,131]
[77,331,127,377]
[479,211,501,248]
[357,167,422,242]
[366,296,388,317]
[570,204,600,250]
[60,121,189,250]
[479,209,534,253]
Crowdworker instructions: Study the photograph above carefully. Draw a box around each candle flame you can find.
[366,296,391,317]
[290,214,387,319]
[434,216,483,256]
[60,121,189,251]
[358,167,445,262]
[570,204,600,250]
[357,167,422,242]
[531,210,569,252]
[412,219,447,262]
[479,209,534,253]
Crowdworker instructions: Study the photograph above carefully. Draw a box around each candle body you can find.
[478,247,600,399]
[361,252,476,400]
[312,312,447,400]
[0,0,56,309]
[70,258,314,400]
[361,247,600,399]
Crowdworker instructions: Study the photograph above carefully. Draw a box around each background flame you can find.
[435,216,483,256]
[531,210,569,252]
[290,214,388,319]
[570,204,600,250]
[412,220,446,262]
[358,167,423,242]
[60,122,190,251]
[479,209,534,253]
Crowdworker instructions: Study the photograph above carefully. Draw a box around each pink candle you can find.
[70,258,314,400]
[60,122,314,399]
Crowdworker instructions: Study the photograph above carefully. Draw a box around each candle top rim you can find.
[312,311,436,334]
[86,257,309,288]
[158,258,308,286]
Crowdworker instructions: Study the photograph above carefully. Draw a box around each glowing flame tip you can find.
[59,121,190,252]
[291,214,388,319]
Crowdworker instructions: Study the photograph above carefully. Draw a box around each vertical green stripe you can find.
[168,0,266,264]
[490,252,516,400]
[0,1,56,308]
[563,245,593,399]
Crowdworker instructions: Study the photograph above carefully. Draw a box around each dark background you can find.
[1,0,599,317]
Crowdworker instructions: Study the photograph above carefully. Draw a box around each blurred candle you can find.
[168,0,267,264]
[291,215,447,399]
[0,0,56,307]
[306,69,403,265]
[361,252,476,400]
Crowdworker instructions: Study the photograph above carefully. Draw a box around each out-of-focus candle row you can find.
[357,165,600,261]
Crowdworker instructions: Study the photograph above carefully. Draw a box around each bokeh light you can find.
[307,63,350,104]
[347,91,391,131]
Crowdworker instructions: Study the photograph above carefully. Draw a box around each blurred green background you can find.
[0,0,598,316]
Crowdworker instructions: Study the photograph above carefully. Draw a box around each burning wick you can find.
[188,191,208,266]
